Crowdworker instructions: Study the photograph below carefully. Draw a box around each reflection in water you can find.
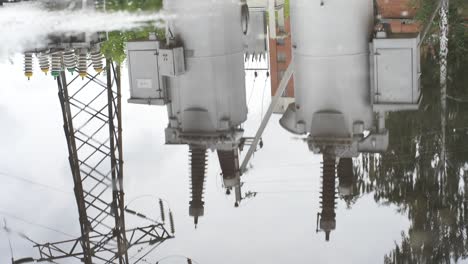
[316,155,357,241]
[2,2,175,262]
[279,0,422,242]
[316,154,337,241]
[22,32,106,79]
[0,0,165,58]
[338,158,354,199]
[127,0,250,226]
[1,0,468,263]
[189,146,207,227]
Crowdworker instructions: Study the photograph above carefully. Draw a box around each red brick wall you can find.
[387,21,421,33]
[269,19,294,98]
[377,0,417,18]
[377,0,421,33]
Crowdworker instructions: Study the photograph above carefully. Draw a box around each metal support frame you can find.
[240,62,294,174]
[419,0,443,47]
[268,0,277,39]
[43,60,172,263]
[32,224,171,263]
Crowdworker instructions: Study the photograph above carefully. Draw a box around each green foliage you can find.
[410,0,438,23]
[350,2,468,260]
[100,27,165,64]
[100,0,165,63]
[284,0,290,18]
[414,0,468,60]
[106,0,163,12]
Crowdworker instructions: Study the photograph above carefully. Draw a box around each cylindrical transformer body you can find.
[288,0,374,136]
[164,0,248,133]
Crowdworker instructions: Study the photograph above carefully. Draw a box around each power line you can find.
[447,95,468,103]
[132,242,163,264]
[153,255,202,264]
[0,210,76,238]
[0,171,71,196]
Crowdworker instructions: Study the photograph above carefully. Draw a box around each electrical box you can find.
[370,35,421,112]
[158,47,185,77]
[126,40,167,105]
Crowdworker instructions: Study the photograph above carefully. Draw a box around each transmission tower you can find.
[14,60,173,264]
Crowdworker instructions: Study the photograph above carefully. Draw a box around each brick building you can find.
[270,17,294,113]
[376,0,421,33]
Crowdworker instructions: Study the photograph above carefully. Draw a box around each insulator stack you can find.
[63,49,76,74]
[337,158,354,197]
[38,53,50,75]
[159,199,166,223]
[217,149,240,187]
[51,52,63,80]
[169,211,175,234]
[319,154,337,241]
[189,146,207,227]
[90,50,104,73]
[24,53,33,80]
[77,52,88,79]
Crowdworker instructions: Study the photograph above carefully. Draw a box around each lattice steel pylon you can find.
[28,60,172,263]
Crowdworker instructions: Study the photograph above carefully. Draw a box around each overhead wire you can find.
[260,73,268,119]
[3,219,15,262]
[246,73,257,107]
[125,195,174,227]
[0,210,75,239]
[0,171,71,196]
[447,95,468,103]
[132,242,163,264]
[249,190,314,194]
[153,254,202,264]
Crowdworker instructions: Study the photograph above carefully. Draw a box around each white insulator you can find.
[90,50,104,73]
[37,53,50,75]
[63,49,76,73]
[24,53,33,80]
[51,52,63,79]
[77,53,88,78]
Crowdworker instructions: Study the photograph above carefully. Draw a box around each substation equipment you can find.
[15,16,173,264]
[278,0,421,241]
[126,0,253,226]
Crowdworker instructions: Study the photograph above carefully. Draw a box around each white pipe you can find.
[240,62,294,174]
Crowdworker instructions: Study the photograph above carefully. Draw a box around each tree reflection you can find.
[351,2,468,262]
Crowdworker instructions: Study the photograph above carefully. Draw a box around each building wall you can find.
[377,0,421,33]
[377,0,417,18]
[269,18,294,98]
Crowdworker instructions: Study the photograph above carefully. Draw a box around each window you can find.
[277,38,285,46]
[277,52,287,62]
[278,70,285,80]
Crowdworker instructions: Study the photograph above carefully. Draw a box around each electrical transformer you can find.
[126,0,250,224]
[280,0,421,157]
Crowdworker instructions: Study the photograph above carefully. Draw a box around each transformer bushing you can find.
[189,146,207,227]
[337,158,354,197]
[38,52,50,75]
[51,51,63,79]
[24,53,33,80]
[318,154,337,242]
[63,49,77,74]
[217,149,240,188]
[90,49,104,73]
[77,51,88,79]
